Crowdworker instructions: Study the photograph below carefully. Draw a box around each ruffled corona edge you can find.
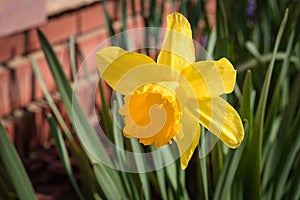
[119,83,182,148]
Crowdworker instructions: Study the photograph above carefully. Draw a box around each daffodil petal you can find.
[215,58,236,93]
[157,13,195,72]
[180,58,236,99]
[96,46,156,93]
[175,109,200,169]
[191,97,244,148]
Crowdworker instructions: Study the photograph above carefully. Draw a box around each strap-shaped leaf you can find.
[0,123,36,200]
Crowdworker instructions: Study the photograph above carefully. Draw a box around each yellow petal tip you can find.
[216,58,237,94]
[225,130,244,149]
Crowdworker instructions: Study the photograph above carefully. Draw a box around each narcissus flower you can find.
[96,13,244,169]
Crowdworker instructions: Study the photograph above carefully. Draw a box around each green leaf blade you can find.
[0,123,36,200]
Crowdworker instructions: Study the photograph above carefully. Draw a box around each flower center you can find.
[119,83,181,148]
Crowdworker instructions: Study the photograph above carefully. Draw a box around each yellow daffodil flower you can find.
[96,13,244,169]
